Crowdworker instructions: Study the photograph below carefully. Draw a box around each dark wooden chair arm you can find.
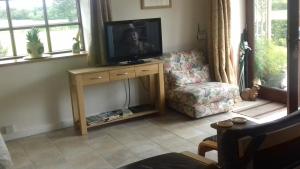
[182,151,219,169]
[198,140,218,156]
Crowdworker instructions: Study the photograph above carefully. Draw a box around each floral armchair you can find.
[163,49,240,118]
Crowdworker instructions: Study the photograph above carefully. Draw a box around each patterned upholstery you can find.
[164,49,241,118]
[168,99,234,118]
[168,82,240,106]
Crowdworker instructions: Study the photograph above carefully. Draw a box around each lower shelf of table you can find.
[86,109,159,129]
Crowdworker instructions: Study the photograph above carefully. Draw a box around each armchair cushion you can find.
[169,99,234,118]
[168,82,240,106]
[167,65,210,87]
[164,49,209,88]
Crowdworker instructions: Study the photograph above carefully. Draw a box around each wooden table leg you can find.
[75,76,88,135]
[69,75,79,128]
[149,75,156,107]
[158,63,165,114]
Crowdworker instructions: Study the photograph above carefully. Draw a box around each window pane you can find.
[46,0,78,24]
[9,0,45,27]
[14,28,49,56]
[50,25,79,51]
[0,1,9,28]
[254,0,287,90]
[0,31,13,58]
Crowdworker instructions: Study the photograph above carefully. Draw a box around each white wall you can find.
[111,0,208,52]
[0,0,208,140]
[0,57,87,140]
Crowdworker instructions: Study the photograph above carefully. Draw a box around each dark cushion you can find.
[118,153,209,169]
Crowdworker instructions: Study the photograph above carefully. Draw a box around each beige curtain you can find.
[88,0,112,66]
[208,0,236,84]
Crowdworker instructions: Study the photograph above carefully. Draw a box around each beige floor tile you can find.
[126,141,163,154]
[18,135,53,151]
[135,125,175,140]
[155,134,193,150]
[188,133,213,145]
[127,142,169,160]
[192,123,217,135]
[55,139,94,160]
[87,134,123,152]
[205,113,232,123]
[6,140,24,154]
[67,151,112,169]
[26,147,66,168]
[12,163,37,169]
[10,151,35,169]
[46,128,82,143]
[110,132,148,146]
[35,160,73,169]
[171,126,208,139]
[100,147,139,168]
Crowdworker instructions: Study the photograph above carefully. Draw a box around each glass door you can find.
[254,0,287,90]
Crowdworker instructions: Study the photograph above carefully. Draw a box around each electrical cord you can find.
[123,80,128,108]
[128,79,131,108]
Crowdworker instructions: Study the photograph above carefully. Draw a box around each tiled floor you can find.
[6,102,286,169]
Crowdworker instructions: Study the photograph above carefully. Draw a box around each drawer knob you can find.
[91,76,102,80]
[142,70,149,72]
[117,72,129,76]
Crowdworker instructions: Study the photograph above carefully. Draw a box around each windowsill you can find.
[0,51,88,67]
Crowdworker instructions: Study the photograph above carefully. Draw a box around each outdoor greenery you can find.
[272,0,287,10]
[272,20,287,47]
[253,0,287,89]
[48,0,77,21]
[0,43,7,57]
[0,0,77,21]
[255,39,287,88]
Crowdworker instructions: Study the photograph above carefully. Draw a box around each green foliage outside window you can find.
[0,11,6,19]
[0,43,8,57]
[272,0,287,10]
[48,0,77,21]
[272,20,287,47]
[0,0,76,21]
[255,38,287,88]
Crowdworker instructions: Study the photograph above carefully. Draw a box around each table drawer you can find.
[109,68,135,81]
[82,72,109,85]
[135,64,159,77]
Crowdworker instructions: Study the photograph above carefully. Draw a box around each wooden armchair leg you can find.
[198,140,218,156]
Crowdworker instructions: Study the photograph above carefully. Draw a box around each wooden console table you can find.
[68,59,165,135]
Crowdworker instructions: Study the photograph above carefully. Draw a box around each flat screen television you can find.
[105,18,162,65]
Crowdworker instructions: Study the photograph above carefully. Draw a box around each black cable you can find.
[123,80,128,108]
[128,79,131,108]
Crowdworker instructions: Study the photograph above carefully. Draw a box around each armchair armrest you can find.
[198,140,218,155]
[182,151,219,169]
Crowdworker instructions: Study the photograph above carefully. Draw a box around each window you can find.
[253,0,287,90]
[0,0,85,59]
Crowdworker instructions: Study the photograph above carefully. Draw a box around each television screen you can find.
[105,18,162,64]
